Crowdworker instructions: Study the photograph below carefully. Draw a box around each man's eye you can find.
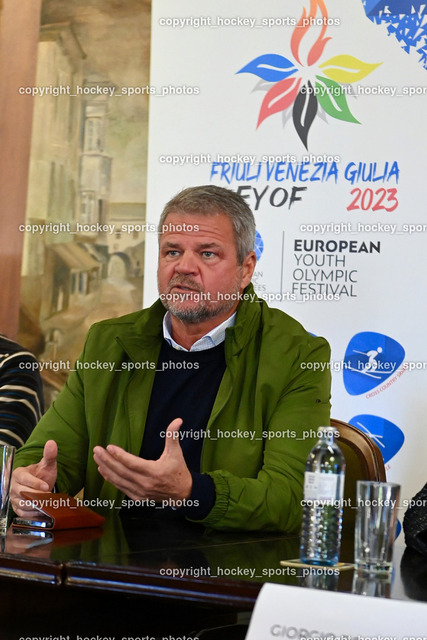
[166,250,180,257]
[202,251,215,258]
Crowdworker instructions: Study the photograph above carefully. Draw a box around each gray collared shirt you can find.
[162,312,236,352]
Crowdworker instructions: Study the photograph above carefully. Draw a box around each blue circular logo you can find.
[254,230,264,261]
[348,414,404,464]
[343,332,405,396]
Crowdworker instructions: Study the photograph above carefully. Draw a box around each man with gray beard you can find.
[12,185,331,532]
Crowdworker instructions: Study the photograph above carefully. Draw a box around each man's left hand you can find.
[93,418,193,503]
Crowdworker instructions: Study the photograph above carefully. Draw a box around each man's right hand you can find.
[10,440,58,516]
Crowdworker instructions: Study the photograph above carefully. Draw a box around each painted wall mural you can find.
[19,0,151,399]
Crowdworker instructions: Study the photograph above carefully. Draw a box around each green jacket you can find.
[15,285,331,532]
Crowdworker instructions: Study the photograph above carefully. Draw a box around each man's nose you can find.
[174,251,198,274]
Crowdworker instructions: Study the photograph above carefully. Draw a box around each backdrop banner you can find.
[146,0,427,521]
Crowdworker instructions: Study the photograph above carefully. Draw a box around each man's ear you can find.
[241,251,257,288]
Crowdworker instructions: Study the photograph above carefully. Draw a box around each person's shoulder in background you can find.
[0,335,44,448]
[403,482,427,555]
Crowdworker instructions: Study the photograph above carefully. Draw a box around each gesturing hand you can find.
[11,440,58,516]
[93,418,193,504]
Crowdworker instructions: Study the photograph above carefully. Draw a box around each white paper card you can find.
[245,582,427,640]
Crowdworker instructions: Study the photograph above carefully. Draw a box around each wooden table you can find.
[0,514,424,639]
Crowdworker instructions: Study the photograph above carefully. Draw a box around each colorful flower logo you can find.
[237,0,382,148]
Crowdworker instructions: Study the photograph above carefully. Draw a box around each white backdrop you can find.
[145,0,427,521]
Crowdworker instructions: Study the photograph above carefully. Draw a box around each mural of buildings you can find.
[108,203,146,279]
[19,0,150,395]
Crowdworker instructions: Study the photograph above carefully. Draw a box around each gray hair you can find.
[158,185,256,264]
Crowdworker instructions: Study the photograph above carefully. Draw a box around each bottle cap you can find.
[317,426,337,440]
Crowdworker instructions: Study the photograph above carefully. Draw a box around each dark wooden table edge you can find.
[0,554,63,585]
[65,562,262,608]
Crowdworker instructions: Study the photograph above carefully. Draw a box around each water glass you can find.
[0,444,15,535]
[354,480,400,574]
